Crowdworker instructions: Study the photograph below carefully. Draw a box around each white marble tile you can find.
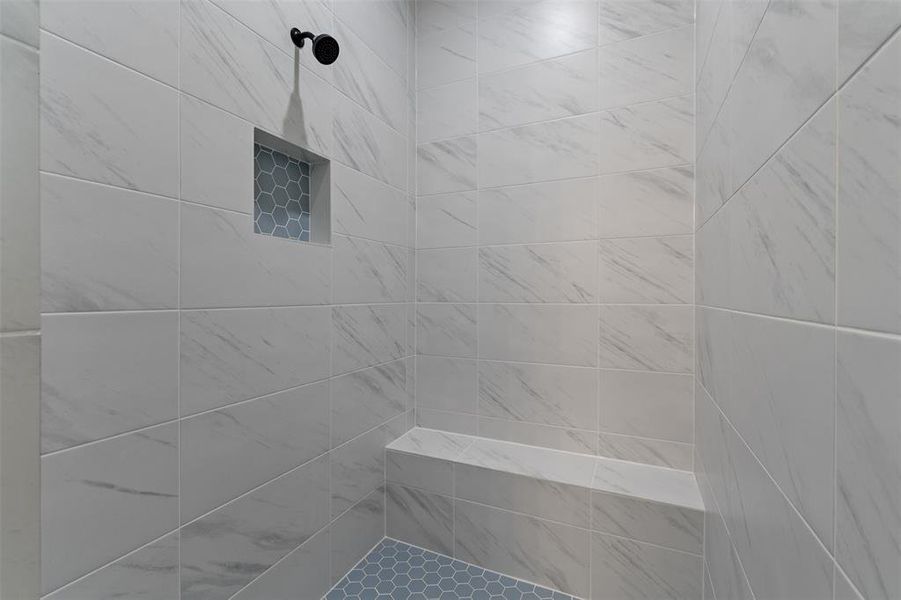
[181,198,331,310]
[695,107,733,225]
[417,407,479,434]
[332,360,407,447]
[477,0,597,74]
[179,95,253,214]
[837,33,901,334]
[591,490,702,554]
[479,114,600,188]
[599,369,692,443]
[416,0,476,89]
[332,304,406,375]
[597,166,694,237]
[477,417,597,454]
[455,499,590,597]
[333,163,409,246]
[726,0,837,192]
[329,487,386,583]
[44,532,178,600]
[230,527,330,600]
[41,174,178,312]
[40,32,178,197]
[417,190,478,248]
[416,355,478,414]
[330,416,405,516]
[180,381,329,522]
[387,427,473,459]
[333,20,407,133]
[388,449,455,496]
[596,431,692,470]
[598,0,694,45]
[333,94,405,189]
[479,178,598,244]
[333,234,408,304]
[836,331,901,600]
[180,454,329,600]
[41,424,178,595]
[180,306,331,415]
[479,49,597,130]
[333,0,408,77]
[460,436,597,487]
[41,312,178,453]
[0,37,39,332]
[838,0,901,84]
[592,454,703,510]
[456,461,591,527]
[695,3,732,150]
[479,241,598,303]
[0,0,38,46]
[0,334,39,597]
[417,247,478,302]
[478,360,597,429]
[598,235,693,303]
[41,0,178,85]
[417,136,477,194]
[703,508,754,600]
[834,567,866,600]
[599,305,692,373]
[590,532,702,599]
[417,78,477,142]
[416,303,477,357]
[597,26,693,110]
[598,94,693,174]
[387,484,454,555]
[479,304,599,367]
[181,0,333,155]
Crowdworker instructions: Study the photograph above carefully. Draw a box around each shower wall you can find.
[38,1,415,598]
[415,0,696,468]
[694,1,900,599]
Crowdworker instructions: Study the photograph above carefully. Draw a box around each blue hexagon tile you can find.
[254,143,311,242]
[325,539,577,600]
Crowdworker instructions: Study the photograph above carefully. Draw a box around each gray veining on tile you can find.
[591,491,702,554]
[599,305,693,373]
[387,427,474,461]
[838,0,901,83]
[592,455,703,510]
[417,408,479,435]
[333,93,405,189]
[477,417,598,454]
[0,0,37,46]
[599,369,692,442]
[417,136,477,195]
[417,190,477,248]
[416,355,478,414]
[596,432,693,470]
[598,0,694,45]
[479,242,598,303]
[598,235,693,303]
[418,247,478,302]
[332,360,407,447]
[417,77,478,142]
[229,527,330,600]
[597,166,694,237]
[459,436,596,488]
[332,304,406,375]
[333,234,408,304]
[329,487,386,583]
[387,484,454,555]
[416,0,476,89]
[333,163,409,247]
[416,303,477,358]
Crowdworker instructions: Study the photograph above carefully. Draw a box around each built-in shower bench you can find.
[385,427,705,599]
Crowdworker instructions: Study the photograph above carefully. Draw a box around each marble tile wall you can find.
[415,0,697,469]
[37,0,416,598]
[0,0,41,597]
[694,2,901,600]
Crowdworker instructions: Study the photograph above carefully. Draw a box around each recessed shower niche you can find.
[253,129,330,244]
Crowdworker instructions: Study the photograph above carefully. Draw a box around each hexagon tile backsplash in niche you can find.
[254,142,311,241]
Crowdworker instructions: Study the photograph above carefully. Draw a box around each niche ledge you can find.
[253,128,330,245]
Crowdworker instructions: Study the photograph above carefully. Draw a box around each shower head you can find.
[290,28,340,65]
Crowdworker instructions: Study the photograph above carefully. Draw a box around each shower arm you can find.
[290,28,315,48]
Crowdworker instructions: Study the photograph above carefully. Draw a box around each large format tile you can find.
[333,235,407,304]
[180,455,330,600]
[41,0,178,85]
[597,166,694,237]
[333,94,404,189]
[180,307,331,415]
[598,369,692,443]
[332,304,406,375]
[837,32,901,334]
[836,331,901,600]
[0,0,38,46]
[596,431,692,469]
[180,381,330,522]
[332,360,407,447]
[333,0,407,77]
[598,305,692,373]
[41,32,178,197]
[477,417,597,454]
[597,26,693,110]
[479,242,597,303]
[330,487,386,584]
[41,424,178,595]
[417,78,477,142]
[416,0,476,89]
[387,484,454,555]
[478,360,597,429]
[44,533,178,600]
[479,114,599,188]
[417,136,477,195]
[416,355,478,415]
[478,50,597,130]
[41,174,178,312]
[837,0,901,83]
[180,203,331,308]
[454,500,590,598]
[333,164,409,247]
[417,190,477,248]
[230,528,330,600]
[478,178,598,245]
[598,95,693,174]
[479,304,598,367]
[703,508,754,600]
[417,247,478,302]
[598,236,693,303]
[416,303,477,358]
[591,491,702,554]
[590,532,702,599]
[597,0,694,45]
[41,312,178,453]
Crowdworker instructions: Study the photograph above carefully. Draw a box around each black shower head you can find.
[290,28,340,65]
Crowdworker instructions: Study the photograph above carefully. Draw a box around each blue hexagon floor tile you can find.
[325,538,577,600]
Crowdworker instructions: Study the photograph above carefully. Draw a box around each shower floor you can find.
[326,538,576,600]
